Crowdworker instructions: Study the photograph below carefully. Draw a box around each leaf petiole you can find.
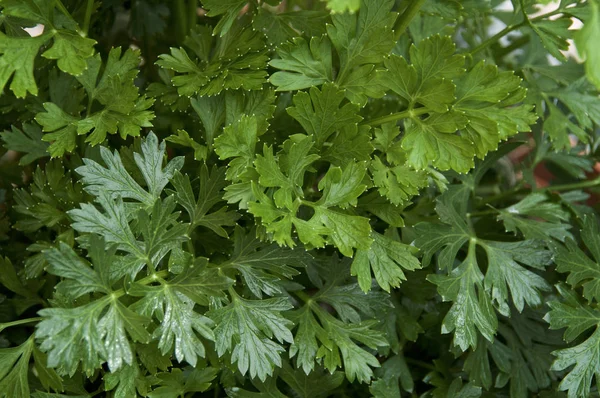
[365,107,430,126]
[0,317,43,333]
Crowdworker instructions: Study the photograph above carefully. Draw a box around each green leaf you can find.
[129,281,214,367]
[481,240,552,315]
[546,286,600,398]
[497,193,572,241]
[279,361,345,398]
[43,242,107,299]
[41,31,96,76]
[321,0,361,13]
[287,83,362,147]
[529,18,571,62]
[34,102,79,157]
[0,33,46,97]
[351,232,421,292]
[156,25,268,96]
[104,363,143,398]
[214,115,259,183]
[13,159,85,235]
[223,226,310,298]
[428,245,498,351]
[172,166,239,237]
[36,48,155,156]
[208,290,294,381]
[165,129,208,161]
[37,294,150,375]
[74,132,184,207]
[555,216,600,302]
[402,117,474,172]
[0,337,34,398]
[0,123,49,165]
[148,367,218,397]
[316,309,387,383]
[326,0,396,71]
[370,354,414,396]
[575,0,600,89]
[370,156,428,206]
[385,35,464,112]
[201,0,249,36]
[269,36,333,91]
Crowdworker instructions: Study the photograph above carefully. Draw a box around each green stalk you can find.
[393,0,427,40]
[365,107,430,126]
[480,177,600,206]
[54,0,75,23]
[0,317,43,333]
[188,0,197,32]
[540,176,600,193]
[469,8,565,56]
[174,0,188,43]
[467,209,498,218]
[294,290,312,304]
[82,0,95,36]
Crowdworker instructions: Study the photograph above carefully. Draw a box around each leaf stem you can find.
[188,0,198,33]
[405,357,437,371]
[174,0,188,43]
[294,290,312,303]
[467,209,497,218]
[540,176,600,193]
[365,107,430,126]
[478,186,527,206]
[82,0,94,36]
[54,0,75,23]
[393,0,428,40]
[469,8,566,56]
[135,269,170,286]
[0,317,43,333]
[479,177,600,206]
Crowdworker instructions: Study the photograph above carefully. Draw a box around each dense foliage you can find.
[0,0,599,396]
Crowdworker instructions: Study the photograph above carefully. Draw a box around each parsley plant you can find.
[1,0,600,397]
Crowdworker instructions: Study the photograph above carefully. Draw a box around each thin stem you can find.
[494,35,530,58]
[393,0,427,41]
[540,177,600,193]
[478,186,527,206]
[479,177,600,206]
[405,357,437,371]
[469,8,566,56]
[55,0,75,24]
[365,107,430,126]
[188,0,197,32]
[0,317,43,333]
[174,0,188,43]
[82,0,94,36]
[294,290,312,303]
[467,209,497,218]
[135,269,170,286]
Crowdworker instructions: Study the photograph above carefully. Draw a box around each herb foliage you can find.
[0,0,600,397]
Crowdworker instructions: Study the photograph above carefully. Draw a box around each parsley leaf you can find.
[157,24,268,97]
[208,290,294,381]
